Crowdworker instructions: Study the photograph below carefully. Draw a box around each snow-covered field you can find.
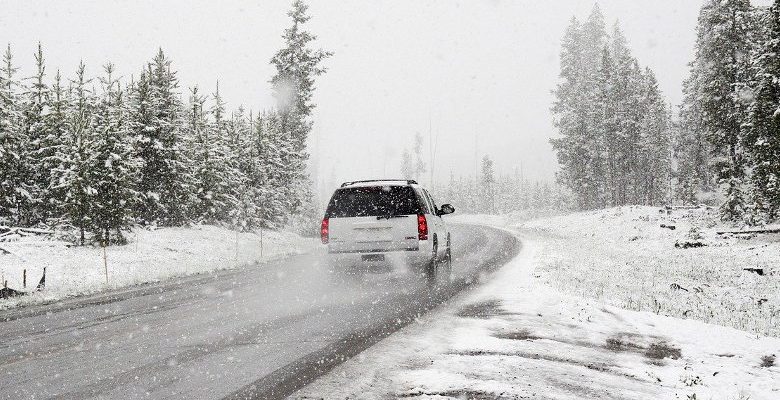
[0,225,317,309]
[296,223,780,400]
[519,206,780,338]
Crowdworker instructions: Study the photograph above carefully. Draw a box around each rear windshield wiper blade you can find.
[376,215,410,220]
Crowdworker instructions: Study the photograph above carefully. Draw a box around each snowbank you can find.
[520,206,780,337]
[0,225,317,309]
[296,236,780,400]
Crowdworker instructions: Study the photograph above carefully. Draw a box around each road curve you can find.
[0,224,519,400]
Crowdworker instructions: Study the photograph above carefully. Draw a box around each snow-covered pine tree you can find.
[89,63,140,244]
[185,86,213,221]
[744,0,780,221]
[208,83,244,226]
[595,45,618,206]
[132,49,193,226]
[579,5,608,208]
[0,45,31,226]
[688,0,755,221]
[677,71,712,205]
[226,106,257,230]
[531,182,547,211]
[186,85,240,224]
[550,17,587,209]
[551,5,609,210]
[44,70,70,225]
[250,110,288,228]
[413,132,426,182]
[400,149,414,180]
[480,155,495,214]
[609,24,645,206]
[270,0,331,219]
[53,62,96,244]
[22,43,51,225]
[637,68,671,206]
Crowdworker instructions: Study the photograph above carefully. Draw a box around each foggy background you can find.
[2,0,743,196]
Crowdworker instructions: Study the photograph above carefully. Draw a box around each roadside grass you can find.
[520,206,780,337]
[760,354,775,367]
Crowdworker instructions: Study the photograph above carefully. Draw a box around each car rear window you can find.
[325,186,422,218]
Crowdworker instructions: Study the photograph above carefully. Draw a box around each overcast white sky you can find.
[4,0,760,194]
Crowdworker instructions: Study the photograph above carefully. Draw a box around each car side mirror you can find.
[438,204,455,216]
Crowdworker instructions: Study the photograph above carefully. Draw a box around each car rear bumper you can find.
[326,242,432,272]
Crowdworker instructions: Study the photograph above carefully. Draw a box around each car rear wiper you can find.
[376,215,410,220]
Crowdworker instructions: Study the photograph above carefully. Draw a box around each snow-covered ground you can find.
[0,225,317,309]
[296,211,780,399]
[519,206,780,338]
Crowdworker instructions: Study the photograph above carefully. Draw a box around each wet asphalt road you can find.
[0,224,519,400]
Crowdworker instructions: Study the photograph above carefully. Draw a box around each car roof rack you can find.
[340,179,418,187]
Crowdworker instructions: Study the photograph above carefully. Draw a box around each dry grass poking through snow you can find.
[520,206,780,337]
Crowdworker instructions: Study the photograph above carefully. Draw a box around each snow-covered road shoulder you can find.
[294,229,780,400]
[0,225,318,310]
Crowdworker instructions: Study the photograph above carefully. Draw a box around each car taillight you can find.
[417,214,428,240]
[320,217,329,244]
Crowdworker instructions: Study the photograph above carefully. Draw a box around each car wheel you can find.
[441,235,452,283]
[424,237,438,286]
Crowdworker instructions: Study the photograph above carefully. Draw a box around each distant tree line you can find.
[0,0,330,244]
[396,132,570,215]
[435,164,571,216]
[551,4,672,211]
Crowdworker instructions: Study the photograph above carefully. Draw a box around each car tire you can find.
[424,237,438,286]
[440,235,452,283]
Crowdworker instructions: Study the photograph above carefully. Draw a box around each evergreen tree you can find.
[595,45,618,206]
[45,70,70,223]
[609,25,644,205]
[400,149,414,180]
[687,0,755,220]
[745,0,780,221]
[551,16,589,209]
[132,49,192,226]
[226,107,257,230]
[413,132,426,181]
[638,68,671,205]
[209,84,245,227]
[185,86,213,220]
[186,85,240,223]
[250,110,288,228]
[676,72,712,205]
[90,63,139,243]
[0,45,31,226]
[22,43,51,225]
[480,155,495,214]
[580,5,608,208]
[270,0,331,217]
[53,62,96,244]
[550,6,611,210]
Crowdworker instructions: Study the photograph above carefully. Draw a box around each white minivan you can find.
[321,179,455,283]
